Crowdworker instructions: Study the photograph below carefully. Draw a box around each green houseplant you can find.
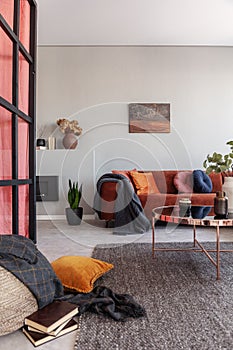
[203,140,233,174]
[203,140,233,214]
[65,179,83,225]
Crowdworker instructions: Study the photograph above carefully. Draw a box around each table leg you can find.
[193,223,196,247]
[152,217,155,258]
[216,225,220,280]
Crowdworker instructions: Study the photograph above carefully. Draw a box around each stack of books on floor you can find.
[22,300,79,347]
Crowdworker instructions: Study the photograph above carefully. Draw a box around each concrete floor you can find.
[1,217,233,350]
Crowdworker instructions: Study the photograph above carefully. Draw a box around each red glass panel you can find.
[18,117,29,179]
[0,107,12,180]
[20,0,30,52]
[0,0,14,29]
[0,186,12,234]
[18,185,29,237]
[18,52,29,115]
[0,27,13,103]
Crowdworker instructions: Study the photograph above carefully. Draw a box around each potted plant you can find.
[203,140,233,213]
[203,140,233,174]
[65,179,83,225]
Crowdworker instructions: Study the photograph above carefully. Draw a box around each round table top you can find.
[152,205,233,227]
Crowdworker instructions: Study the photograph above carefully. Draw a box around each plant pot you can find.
[65,207,83,225]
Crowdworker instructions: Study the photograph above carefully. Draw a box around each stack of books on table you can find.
[22,300,79,347]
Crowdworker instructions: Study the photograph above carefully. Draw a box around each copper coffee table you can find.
[152,205,233,280]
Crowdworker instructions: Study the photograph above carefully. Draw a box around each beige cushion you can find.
[0,266,38,336]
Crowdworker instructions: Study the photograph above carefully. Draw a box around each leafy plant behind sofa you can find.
[203,140,233,174]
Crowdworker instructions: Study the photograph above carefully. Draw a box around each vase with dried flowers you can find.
[57,118,82,149]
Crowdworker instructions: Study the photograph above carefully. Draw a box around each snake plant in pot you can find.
[65,179,83,225]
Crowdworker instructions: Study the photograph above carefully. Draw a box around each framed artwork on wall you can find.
[129,103,170,133]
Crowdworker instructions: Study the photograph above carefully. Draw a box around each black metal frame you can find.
[0,0,37,241]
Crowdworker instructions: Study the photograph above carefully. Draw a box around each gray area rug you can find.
[75,242,233,350]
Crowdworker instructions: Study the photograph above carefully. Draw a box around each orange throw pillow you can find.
[129,171,160,195]
[51,256,113,293]
[112,169,136,182]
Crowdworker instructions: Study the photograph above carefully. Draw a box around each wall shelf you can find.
[36,150,77,152]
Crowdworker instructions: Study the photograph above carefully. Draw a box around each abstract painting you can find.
[129,103,170,133]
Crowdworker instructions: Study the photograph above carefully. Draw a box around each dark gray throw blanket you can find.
[93,173,150,234]
[61,285,146,321]
[0,235,146,321]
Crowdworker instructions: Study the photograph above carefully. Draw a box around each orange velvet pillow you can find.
[51,256,113,293]
[129,171,160,195]
[112,169,136,182]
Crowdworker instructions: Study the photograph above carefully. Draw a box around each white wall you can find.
[37,46,233,215]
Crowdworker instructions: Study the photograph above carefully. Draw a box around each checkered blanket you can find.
[0,235,63,308]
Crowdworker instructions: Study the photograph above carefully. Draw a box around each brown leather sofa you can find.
[97,170,223,222]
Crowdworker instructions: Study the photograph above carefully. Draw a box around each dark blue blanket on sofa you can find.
[93,173,150,235]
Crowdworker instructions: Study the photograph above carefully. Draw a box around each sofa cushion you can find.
[193,170,213,193]
[209,172,222,192]
[152,171,179,194]
[129,171,160,195]
[173,171,193,193]
[112,169,136,183]
[139,192,216,219]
